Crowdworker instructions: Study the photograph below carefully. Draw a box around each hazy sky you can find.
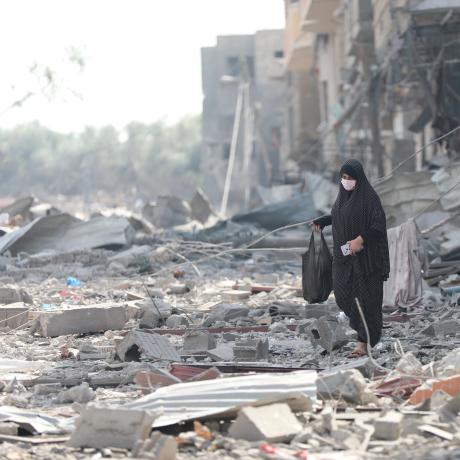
[0,0,285,132]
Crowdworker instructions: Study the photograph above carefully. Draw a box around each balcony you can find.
[301,0,341,34]
[285,2,315,71]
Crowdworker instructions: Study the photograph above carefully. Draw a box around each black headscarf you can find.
[331,159,390,280]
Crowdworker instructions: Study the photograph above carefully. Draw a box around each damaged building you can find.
[283,0,460,178]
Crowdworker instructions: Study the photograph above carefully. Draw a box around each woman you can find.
[313,159,390,357]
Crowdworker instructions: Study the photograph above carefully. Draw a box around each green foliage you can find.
[0,115,202,201]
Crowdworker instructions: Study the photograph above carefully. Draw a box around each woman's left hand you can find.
[348,236,364,255]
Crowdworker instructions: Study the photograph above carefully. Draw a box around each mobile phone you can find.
[341,243,352,256]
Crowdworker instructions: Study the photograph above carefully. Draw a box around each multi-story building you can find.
[201,31,287,214]
[283,0,460,180]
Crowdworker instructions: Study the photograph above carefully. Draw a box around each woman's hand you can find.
[312,223,321,233]
[348,236,364,255]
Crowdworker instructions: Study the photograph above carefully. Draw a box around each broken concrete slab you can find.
[35,304,127,337]
[116,330,180,362]
[303,303,339,319]
[0,305,30,329]
[0,287,31,305]
[183,331,216,354]
[202,304,250,326]
[69,406,156,449]
[228,403,302,442]
[189,188,214,224]
[374,411,404,441]
[233,339,269,361]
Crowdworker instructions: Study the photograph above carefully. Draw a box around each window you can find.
[274,50,284,59]
[226,57,240,77]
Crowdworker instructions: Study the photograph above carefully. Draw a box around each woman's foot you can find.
[347,342,367,358]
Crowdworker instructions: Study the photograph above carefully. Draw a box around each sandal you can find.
[347,349,367,358]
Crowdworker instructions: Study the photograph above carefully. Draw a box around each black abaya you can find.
[314,159,390,347]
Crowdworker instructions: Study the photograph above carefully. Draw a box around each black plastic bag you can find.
[302,232,333,303]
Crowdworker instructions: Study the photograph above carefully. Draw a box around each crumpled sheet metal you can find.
[383,219,428,308]
[0,213,135,256]
[0,406,69,435]
[125,370,317,428]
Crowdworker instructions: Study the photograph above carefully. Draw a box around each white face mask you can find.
[341,178,356,191]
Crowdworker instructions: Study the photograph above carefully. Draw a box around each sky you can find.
[0,0,285,133]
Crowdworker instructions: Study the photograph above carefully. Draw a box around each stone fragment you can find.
[202,304,249,326]
[189,188,214,224]
[69,406,156,449]
[139,299,172,329]
[374,411,404,441]
[36,304,126,337]
[78,344,115,361]
[183,331,216,354]
[229,403,302,442]
[303,303,339,319]
[132,431,177,460]
[207,344,234,362]
[165,314,189,329]
[33,383,63,396]
[421,320,460,337]
[269,322,289,333]
[0,287,22,305]
[318,369,374,405]
[56,382,95,404]
[307,316,349,351]
[0,305,29,329]
[234,339,269,361]
[220,290,251,301]
[116,330,180,362]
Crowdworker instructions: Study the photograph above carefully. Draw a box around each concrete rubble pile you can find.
[1,178,460,460]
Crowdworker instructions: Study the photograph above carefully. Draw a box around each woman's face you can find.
[341,173,354,181]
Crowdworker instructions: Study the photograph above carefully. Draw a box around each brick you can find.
[229,403,302,442]
[409,375,460,405]
[307,317,349,351]
[36,303,126,337]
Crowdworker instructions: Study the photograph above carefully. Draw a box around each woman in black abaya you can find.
[313,159,390,357]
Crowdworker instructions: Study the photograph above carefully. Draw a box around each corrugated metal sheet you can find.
[125,370,317,428]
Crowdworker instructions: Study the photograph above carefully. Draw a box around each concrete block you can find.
[220,290,251,301]
[374,411,404,441]
[303,303,339,319]
[234,339,269,361]
[183,331,216,354]
[0,305,29,329]
[116,330,180,362]
[69,406,156,449]
[202,304,250,326]
[37,303,126,337]
[207,344,234,362]
[229,403,302,442]
[307,317,349,351]
[317,369,372,405]
[133,431,177,460]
